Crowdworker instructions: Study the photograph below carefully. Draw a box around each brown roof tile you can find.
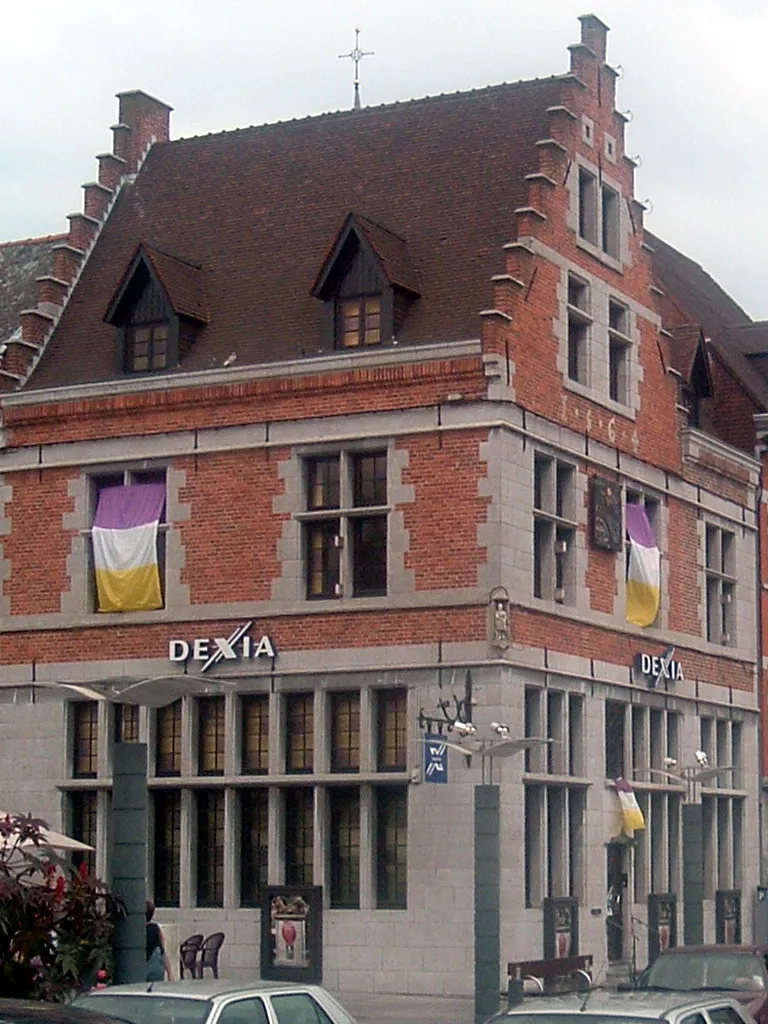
[26,79,562,390]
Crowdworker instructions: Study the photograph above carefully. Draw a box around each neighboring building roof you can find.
[0,235,64,348]
[26,78,563,390]
[646,230,750,337]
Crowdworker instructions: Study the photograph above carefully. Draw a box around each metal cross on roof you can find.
[338,28,374,110]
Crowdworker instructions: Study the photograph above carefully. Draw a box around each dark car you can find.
[635,945,768,1024]
[0,1001,127,1024]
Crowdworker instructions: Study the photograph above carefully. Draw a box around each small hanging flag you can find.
[614,776,645,834]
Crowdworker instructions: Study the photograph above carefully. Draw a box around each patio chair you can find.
[179,933,204,979]
[198,931,225,978]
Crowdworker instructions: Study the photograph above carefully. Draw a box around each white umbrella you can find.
[0,813,94,852]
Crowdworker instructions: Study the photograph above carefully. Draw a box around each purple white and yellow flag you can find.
[93,484,166,613]
[625,503,660,628]
[614,777,645,834]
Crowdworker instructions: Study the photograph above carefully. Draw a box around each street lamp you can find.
[633,752,736,945]
[419,708,550,1024]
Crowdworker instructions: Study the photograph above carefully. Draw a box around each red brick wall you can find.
[666,496,701,635]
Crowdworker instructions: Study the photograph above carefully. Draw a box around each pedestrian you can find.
[145,900,171,981]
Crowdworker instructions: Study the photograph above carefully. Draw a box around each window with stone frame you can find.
[86,467,167,612]
[240,787,269,906]
[196,789,225,906]
[567,275,591,385]
[198,696,225,775]
[608,299,631,404]
[72,701,98,779]
[114,703,139,743]
[523,687,586,908]
[241,695,269,774]
[284,787,314,886]
[330,691,361,772]
[155,700,182,777]
[533,453,577,605]
[376,688,407,771]
[153,790,181,907]
[329,786,361,908]
[625,487,661,627]
[69,790,97,877]
[578,164,621,261]
[375,785,407,908]
[301,450,388,600]
[705,523,736,646]
[285,693,314,773]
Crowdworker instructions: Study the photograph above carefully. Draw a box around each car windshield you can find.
[505,1016,661,1024]
[642,953,767,991]
[73,996,210,1024]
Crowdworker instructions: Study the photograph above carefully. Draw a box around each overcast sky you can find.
[2,1,764,317]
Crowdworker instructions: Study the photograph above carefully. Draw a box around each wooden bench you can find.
[507,954,593,1003]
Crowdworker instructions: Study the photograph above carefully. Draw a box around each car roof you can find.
[652,946,768,956]
[0,1000,129,1024]
[498,990,748,1018]
[82,981,330,1002]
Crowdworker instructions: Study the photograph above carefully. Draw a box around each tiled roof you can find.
[106,244,209,324]
[0,235,64,348]
[666,324,703,385]
[355,215,421,295]
[26,78,562,390]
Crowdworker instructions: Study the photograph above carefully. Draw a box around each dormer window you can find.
[105,244,208,376]
[311,213,420,353]
[340,295,381,348]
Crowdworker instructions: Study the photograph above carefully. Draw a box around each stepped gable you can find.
[25,77,563,391]
[0,235,64,348]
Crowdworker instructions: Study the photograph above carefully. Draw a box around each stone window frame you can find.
[569,156,629,271]
[704,521,737,647]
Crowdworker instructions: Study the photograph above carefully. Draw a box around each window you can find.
[88,468,167,612]
[578,164,621,260]
[608,300,631,404]
[219,1000,269,1024]
[198,697,225,775]
[533,454,576,604]
[377,688,407,770]
[329,787,360,908]
[339,296,381,348]
[376,786,407,908]
[567,276,590,384]
[706,524,736,645]
[196,789,225,906]
[156,700,182,776]
[114,703,139,743]
[69,790,97,876]
[153,790,181,906]
[127,322,169,372]
[605,700,626,780]
[284,787,313,886]
[285,693,314,772]
[330,692,360,772]
[242,695,269,774]
[72,701,98,778]
[523,687,586,907]
[272,994,335,1024]
[625,490,661,628]
[240,788,269,906]
[302,451,387,599]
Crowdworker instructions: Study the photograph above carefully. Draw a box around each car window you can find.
[269,995,334,1024]
[73,995,209,1024]
[680,1014,708,1024]
[707,1007,751,1024]
[216,999,269,1024]
[642,953,767,991]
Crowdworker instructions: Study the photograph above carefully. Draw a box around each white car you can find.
[73,980,358,1024]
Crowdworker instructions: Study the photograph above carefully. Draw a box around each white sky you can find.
[2,1,765,316]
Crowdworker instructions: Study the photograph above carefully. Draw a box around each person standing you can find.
[145,901,172,981]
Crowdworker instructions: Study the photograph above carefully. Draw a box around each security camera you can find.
[694,750,709,767]
[452,721,477,737]
[663,757,678,768]
[491,722,510,737]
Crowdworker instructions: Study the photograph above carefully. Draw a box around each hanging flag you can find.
[625,503,660,627]
[614,777,645,834]
[92,484,166,612]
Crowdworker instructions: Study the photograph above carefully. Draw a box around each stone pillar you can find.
[682,802,704,945]
[112,742,148,983]
[475,784,500,1024]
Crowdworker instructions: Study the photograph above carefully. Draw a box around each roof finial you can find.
[338,28,374,110]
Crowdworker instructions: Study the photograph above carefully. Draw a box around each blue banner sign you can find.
[423,734,448,783]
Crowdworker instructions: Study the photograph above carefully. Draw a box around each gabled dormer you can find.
[311,213,420,351]
[667,325,713,428]
[104,244,208,375]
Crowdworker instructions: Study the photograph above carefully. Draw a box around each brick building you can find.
[0,15,764,994]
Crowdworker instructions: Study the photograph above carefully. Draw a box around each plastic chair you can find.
[198,932,225,978]
[179,933,204,979]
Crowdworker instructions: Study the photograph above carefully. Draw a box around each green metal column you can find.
[682,801,704,945]
[475,784,500,1024]
[111,742,148,983]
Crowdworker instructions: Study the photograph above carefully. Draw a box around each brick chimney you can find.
[0,90,173,391]
[578,13,608,61]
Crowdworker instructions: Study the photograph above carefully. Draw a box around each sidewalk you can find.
[332,991,474,1024]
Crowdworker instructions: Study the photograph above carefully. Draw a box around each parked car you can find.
[635,945,768,1024]
[487,990,757,1024]
[0,1001,127,1024]
[73,980,358,1024]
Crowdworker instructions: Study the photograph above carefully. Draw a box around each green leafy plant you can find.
[0,813,122,1001]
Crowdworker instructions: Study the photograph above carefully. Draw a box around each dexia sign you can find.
[632,646,684,688]
[169,620,276,673]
